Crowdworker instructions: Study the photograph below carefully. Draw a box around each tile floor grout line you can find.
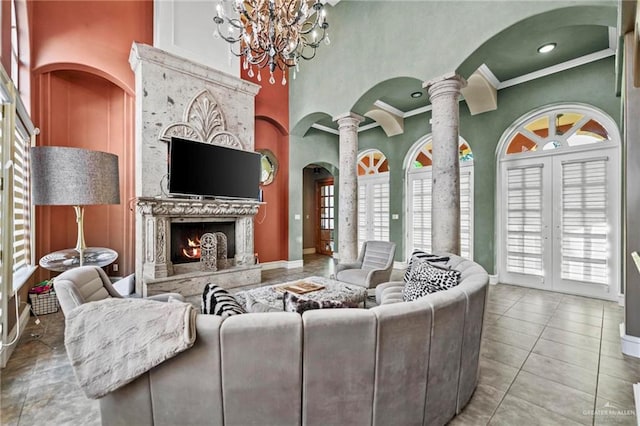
[592,305,605,426]
[485,289,530,425]
[487,291,574,425]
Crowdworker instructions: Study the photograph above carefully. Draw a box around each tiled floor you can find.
[1,255,638,425]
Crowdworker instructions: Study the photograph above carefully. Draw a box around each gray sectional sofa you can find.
[99,253,488,426]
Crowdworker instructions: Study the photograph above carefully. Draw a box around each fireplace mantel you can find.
[137,197,261,216]
[135,197,262,296]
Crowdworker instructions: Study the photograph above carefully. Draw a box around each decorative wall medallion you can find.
[158,89,244,149]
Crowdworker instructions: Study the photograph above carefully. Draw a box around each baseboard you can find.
[287,260,304,269]
[1,304,31,368]
[489,275,499,285]
[260,260,304,270]
[302,248,316,255]
[618,294,625,307]
[620,323,640,358]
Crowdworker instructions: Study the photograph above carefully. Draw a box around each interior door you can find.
[500,146,619,300]
[316,178,334,256]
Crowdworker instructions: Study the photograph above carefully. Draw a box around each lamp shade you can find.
[30,146,120,206]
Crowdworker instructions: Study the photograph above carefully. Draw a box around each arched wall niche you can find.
[34,68,135,278]
[254,116,289,263]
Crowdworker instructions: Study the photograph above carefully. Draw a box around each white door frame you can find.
[495,103,621,300]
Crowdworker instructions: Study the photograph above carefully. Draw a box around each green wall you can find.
[289,0,613,126]
[290,57,621,274]
[289,130,340,261]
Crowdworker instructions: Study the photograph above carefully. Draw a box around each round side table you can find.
[39,247,118,272]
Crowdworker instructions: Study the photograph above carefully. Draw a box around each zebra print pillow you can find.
[403,250,450,283]
[201,283,245,318]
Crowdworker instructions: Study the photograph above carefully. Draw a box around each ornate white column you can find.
[334,112,364,263]
[423,73,467,255]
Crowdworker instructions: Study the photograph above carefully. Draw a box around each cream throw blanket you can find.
[65,298,197,399]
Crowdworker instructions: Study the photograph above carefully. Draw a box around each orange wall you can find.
[31,0,153,93]
[35,70,135,276]
[242,69,290,263]
[30,0,152,277]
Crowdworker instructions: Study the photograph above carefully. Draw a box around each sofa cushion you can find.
[283,291,355,314]
[403,250,450,283]
[403,261,461,301]
[201,283,245,318]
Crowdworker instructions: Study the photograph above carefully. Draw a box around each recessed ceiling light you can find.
[410,91,423,98]
[537,43,556,53]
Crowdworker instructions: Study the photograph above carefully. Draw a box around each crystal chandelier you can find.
[213,0,330,85]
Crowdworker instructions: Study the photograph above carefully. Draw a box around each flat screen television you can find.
[168,137,261,200]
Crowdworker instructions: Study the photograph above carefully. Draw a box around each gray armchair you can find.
[334,241,396,289]
[53,266,184,315]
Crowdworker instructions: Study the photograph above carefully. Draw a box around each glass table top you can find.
[39,247,118,272]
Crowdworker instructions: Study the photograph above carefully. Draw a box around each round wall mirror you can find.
[258,149,278,186]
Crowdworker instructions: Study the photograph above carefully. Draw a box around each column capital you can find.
[333,112,365,131]
[422,72,467,101]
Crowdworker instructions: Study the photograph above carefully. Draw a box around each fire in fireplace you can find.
[171,222,235,264]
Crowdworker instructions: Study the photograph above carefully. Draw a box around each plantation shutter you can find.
[372,181,389,241]
[357,184,367,248]
[12,123,30,273]
[506,165,544,276]
[410,174,432,253]
[560,158,608,284]
[460,168,472,259]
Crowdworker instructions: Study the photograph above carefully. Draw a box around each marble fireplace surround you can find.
[129,43,262,297]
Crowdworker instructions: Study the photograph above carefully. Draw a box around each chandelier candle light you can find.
[213,0,330,85]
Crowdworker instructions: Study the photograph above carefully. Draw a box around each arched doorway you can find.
[405,136,474,259]
[497,103,621,300]
[302,164,335,256]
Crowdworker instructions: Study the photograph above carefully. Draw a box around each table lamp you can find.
[30,146,120,267]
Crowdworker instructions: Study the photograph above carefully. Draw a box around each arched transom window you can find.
[505,109,611,155]
[411,140,474,168]
[357,149,390,248]
[358,150,389,175]
[406,137,474,259]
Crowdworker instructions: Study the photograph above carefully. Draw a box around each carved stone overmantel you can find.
[130,43,262,296]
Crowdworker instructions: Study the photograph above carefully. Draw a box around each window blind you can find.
[372,182,389,241]
[409,170,472,258]
[12,126,30,273]
[561,159,608,284]
[411,175,432,253]
[357,184,367,248]
[506,166,544,276]
[460,169,472,259]
[358,176,390,247]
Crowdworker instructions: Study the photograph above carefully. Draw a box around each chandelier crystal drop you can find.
[213,0,330,85]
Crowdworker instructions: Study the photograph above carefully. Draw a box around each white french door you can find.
[500,146,619,300]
